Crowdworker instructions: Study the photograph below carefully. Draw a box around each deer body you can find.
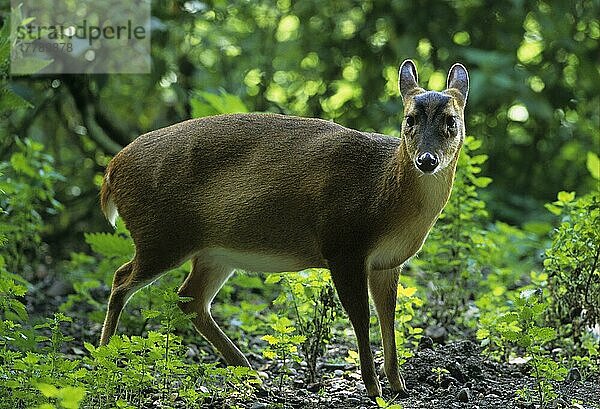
[98,60,469,398]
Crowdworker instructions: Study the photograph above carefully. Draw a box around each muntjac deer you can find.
[98,60,469,397]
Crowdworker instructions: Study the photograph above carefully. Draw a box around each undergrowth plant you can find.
[266,269,339,383]
[0,210,260,408]
[261,316,306,390]
[0,267,258,409]
[394,282,424,363]
[544,189,600,350]
[478,289,567,407]
[0,137,63,275]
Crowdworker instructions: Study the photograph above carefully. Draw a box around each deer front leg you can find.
[369,269,408,397]
[330,259,381,397]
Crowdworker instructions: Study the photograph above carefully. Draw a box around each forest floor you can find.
[242,339,600,409]
[28,284,600,409]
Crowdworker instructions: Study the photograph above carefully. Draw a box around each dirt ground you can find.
[238,339,600,409]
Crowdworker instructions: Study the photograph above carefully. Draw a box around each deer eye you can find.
[446,116,457,132]
[405,115,416,127]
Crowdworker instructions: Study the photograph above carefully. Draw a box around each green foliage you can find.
[262,316,306,390]
[82,331,258,408]
[478,289,567,407]
[37,384,86,409]
[0,273,258,409]
[431,367,450,386]
[375,396,404,409]
[0,268,28,322]
[544,191,600,348]
[0,137,63,274]
[586,152,600,180]
[394,283,424,362]
[267,269,339,383]
[191,91,249,118]
[59,219,134,323]
[0,19,32,118]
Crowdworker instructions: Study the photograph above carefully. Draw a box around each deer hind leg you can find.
[100,246,182,346]
[100,259,154,345]
[369,269,408,396]
[178,256,250,367]
[330,258,381,397]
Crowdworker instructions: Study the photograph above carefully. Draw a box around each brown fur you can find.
[99,173,112,220]
[97,60,469,398]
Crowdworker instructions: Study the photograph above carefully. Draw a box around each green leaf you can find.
[57,386,86,409]
[476,328,490,339]
[142,309,161,319]
[290,335,306,343]
[83,342,96,353]
[0,88,32,114]
[191,92,249,118]
[10,152,35,176]
[190,99,217,118]
[261,334,279,345]
[530,327,556,343]
[37,383,59,397]
[587,151,600,179]
[376,397,387,408]
[84,232,134,258]
[544,203,562,215]
[264,274,282,284]
[470,154,488,164]
[557,191,575,203]
[472,176,492,188]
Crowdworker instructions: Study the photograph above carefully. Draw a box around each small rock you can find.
[447,362,467,383]
[566,367,581,382]
[509,356,530,365]
[457,387,471,403]
[307,382,322,392]
[250,403,268,409]
[185,346,198,358]
[256,371,269,379]
[347,372,361,380]
[293,379,304,388]
[441,375,458,388]
[418,336,434,350]
[334,369,344,377]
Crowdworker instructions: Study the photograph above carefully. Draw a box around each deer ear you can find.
[446,63,469,104]
[398,59,419,98]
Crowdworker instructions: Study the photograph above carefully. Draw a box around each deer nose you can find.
[415,152,439,173]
